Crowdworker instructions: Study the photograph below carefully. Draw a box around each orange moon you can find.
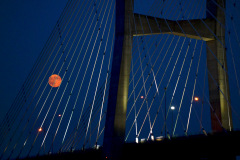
[48,74,62,87]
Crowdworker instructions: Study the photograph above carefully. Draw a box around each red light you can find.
[140,96,144,99]
[38,127,43,132]
[58,114,61,117]
[106,157,108,159]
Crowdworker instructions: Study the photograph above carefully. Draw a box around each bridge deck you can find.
[123,131,240,160]
[22,131,240,160]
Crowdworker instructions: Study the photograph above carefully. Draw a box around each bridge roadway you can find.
[23,131,240,160]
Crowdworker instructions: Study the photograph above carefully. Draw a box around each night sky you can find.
[0,0,240,159]
[0,0,68,123]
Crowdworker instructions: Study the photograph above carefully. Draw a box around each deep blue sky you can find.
[0,0,156,137]
[0,0,68,122]
[0,0,154,126]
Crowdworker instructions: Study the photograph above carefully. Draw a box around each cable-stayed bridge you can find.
[0,0,240,159]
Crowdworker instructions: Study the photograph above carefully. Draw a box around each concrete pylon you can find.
[103,0,233,159]
[206,0,233,132]
[103,0,133,159]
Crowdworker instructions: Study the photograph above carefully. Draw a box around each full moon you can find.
[48,74,62,87]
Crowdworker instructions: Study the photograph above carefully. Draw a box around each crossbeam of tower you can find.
[103,0,232,159]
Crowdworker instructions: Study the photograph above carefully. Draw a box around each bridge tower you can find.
[103,0,232,159]
[206,0,233,132]
[103,0,133,159]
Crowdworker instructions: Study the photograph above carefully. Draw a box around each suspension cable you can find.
[131,0,191,139]
[0,0,78,147]
[185,40,202,133]
[127,0,178,119]
[95,18,115,146]
[39,0,111,153]
[18,0,97,157]
[82,0,113,148]
[132,4,153,137]
[5,0,92,158]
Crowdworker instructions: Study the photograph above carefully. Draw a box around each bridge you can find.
[19,131,240,160]
[0,0,240,159]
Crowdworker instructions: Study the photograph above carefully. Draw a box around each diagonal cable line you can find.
[14,0,98,158]
[38,0,111,152]
[128,0,194,139]
[158,0,204,136]
[82,0,114,147]
[3,0,93,158]
[0,0,80,146]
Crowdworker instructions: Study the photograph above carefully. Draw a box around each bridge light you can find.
[170,106,175,110]
[140,96,144,99]
[140,138,146,143]
[58,114,62,117]
[38,127,43,132]
[194,97,199,101]
[151,134,154,141]
[156,136,164,141]
[135,137,139,143]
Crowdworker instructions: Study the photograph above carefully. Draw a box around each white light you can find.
[156,136,164,141]
[140,138,146,143]
[151,134,154,141]
[135,137,139,143]
[170,106,175,110]
[94,145,100,150]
